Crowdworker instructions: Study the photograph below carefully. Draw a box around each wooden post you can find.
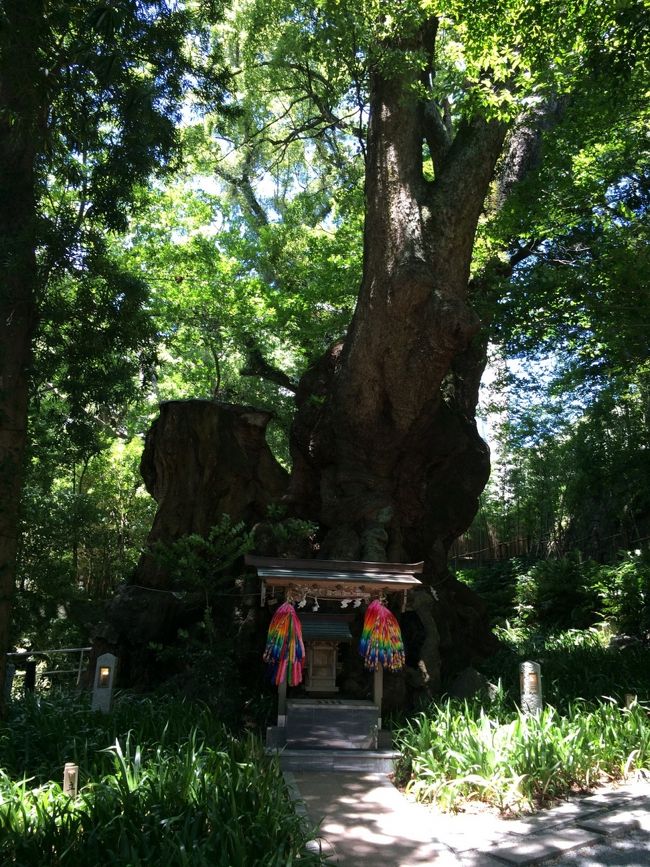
[63,763,78,797]
[3,662,15,703]
[277,674,287,727]
[24,659,36,693]
[76,649,85,686]
[373,666,383,730]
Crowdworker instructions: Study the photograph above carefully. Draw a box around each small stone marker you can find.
[3,662,15,703]
[520,661,543,714]
[625,693,637,709]
[63,762,79,797]
[91,652,117,713]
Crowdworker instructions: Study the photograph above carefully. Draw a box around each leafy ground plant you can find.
[396,698,650,814]
[457,550,650,637]
[0,693,322,866]
[483,625,650,709]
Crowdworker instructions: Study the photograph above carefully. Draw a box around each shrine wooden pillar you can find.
[278,673,288,726]
[373,667,383,730]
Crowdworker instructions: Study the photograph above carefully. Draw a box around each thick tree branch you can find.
[508,237,540,269]
[468,97,567,313]
[429,114,508,232]
[242,60,366,152]
[239,336,297,393]
[215,160,269,230]
[417,17,451,175]
[497,97,566,207]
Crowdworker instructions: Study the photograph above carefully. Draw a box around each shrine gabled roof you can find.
[245,555,423,590]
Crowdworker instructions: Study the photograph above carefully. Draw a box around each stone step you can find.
[285,698,379,750]
[269,747,400,774]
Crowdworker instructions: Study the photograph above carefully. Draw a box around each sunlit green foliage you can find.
[14,438,155,650]
[31,0,230,448]
[458,551,650,638]
[2,1,230,659]
[122,171,362,390]
[0,694,321,866]
[397,697,650,814]
[152,515,253,594]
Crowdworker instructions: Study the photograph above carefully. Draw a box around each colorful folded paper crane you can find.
[263,601,306,686]
[359,599,405,671]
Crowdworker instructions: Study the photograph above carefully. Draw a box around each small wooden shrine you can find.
[246,555,423,753]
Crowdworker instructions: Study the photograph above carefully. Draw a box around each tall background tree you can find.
[0,0,227,711]
[456,31,649,566]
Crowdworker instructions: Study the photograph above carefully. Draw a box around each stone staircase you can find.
[277,747,399,773]
[266,697,399,773]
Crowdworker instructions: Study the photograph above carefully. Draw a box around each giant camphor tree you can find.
[122,0,648,694]
[220,0,646,687]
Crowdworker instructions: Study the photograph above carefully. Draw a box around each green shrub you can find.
[458,550,650,636]
[513,555,600,631]
[595,551,650,636]
[0,694,321,866]
[482,626,650,709]
[455,559,523,625]
[396,698,650,814]
[151,515,253,596]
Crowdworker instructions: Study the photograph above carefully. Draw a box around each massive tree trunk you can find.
[286,25,507,690]
[92,400,289,683]
[136,399,289,588]
[0,0,43,714]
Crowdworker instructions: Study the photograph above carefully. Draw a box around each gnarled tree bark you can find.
[285,24,507,691]
[92,400,289,684]
[136,399,289,589]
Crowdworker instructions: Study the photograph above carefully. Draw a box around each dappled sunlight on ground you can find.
[291,772,650,866]
[294,772,459,864]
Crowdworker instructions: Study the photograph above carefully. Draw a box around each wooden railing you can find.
[6,647,92,692]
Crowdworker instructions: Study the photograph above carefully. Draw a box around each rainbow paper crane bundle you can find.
[359,599,405,671]
[263,601,306,686]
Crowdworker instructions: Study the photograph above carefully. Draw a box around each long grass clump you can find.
[396,699,650,814]
[0,693,321,866]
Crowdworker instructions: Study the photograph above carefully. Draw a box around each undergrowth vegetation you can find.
[4,550,649,846]
[0,694,321,866]
[396,698,650,814]
[484,625,650,708]
[457,550,650,636]
[459,550,650,709]
[400,550,650,814]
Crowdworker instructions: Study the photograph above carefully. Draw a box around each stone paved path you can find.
[286,772,650,866]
